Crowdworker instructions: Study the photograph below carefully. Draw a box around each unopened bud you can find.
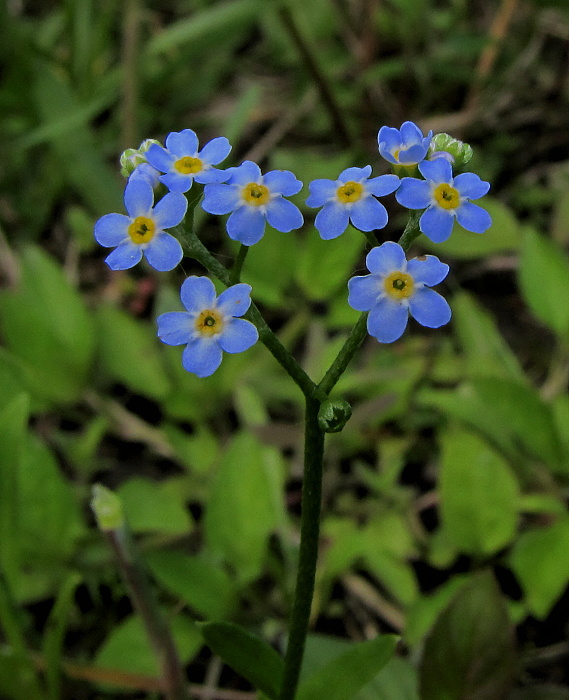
[120,139,162,177]
[317,398,352,433]
[428,133,473,171]
[91,484,124,531]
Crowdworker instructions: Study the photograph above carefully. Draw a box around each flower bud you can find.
[120,139,162,177]
[317,398,352,433]
[91,484,124,531]
[428,133,473,171]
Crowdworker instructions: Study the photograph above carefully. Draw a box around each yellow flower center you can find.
[383,271,414,300]
[174,156,203,175]
[128,216,156,244]
[433,183,460,210]
[242,183,271,206]
[195,309,224,337]
[336,181,364,204]
[392,149,401,162]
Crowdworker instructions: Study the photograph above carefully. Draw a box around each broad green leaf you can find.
[241,229,298,308]
[420,571,516,700]
[439,429,519,556]
[452,292,525,382]
[96,305,172,400]
[118,478,193,534]
[201,621,283,699]
[0,247,96,404]
[519,227,569,339]
[508,515,569,619]
[295,635,398,700]
[145,550,236,620]
[204,432,284,582]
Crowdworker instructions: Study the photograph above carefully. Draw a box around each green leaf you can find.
[295,635,398,700]
[519,227,569,339]
[420,571,516,700]
[117,478,193,534]
[145,550,236,620]
[508,515,569,619]
[439,428,519,556]
[0,247,96,404]
[96,304,172,400]
[200,621,284,700]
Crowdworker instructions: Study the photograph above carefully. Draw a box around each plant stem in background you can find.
[121,0,140,149]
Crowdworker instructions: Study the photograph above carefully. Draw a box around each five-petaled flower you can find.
[94,178,187,271]
[378,121,433,167]
[157,276,259,377]
[201,161,304,246]
[348,241,451,343]
[306,166,400,240]
[145,129,231,193]
[395,159,491,243]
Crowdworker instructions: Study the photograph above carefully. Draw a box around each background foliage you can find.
[1,0,569,698]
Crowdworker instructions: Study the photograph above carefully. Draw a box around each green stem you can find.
[397,210,422,252]
[279,397,325,700]
[318,313,368,395]
[229,244,249,285]
[362,229,378,247]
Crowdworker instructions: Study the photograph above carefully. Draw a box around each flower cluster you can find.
[93,120,492,374]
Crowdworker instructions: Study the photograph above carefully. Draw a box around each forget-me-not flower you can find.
[157,276,259,377]
[395,159,491,243]
[129,162,161,189]
[306,166,399,240]
[378,121,432,166]
[348,241,451,343]
[201,161,303,246]
[145,129,231,193]
[94,178,187,271]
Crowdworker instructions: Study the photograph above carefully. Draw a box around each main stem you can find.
[279,397,325,700]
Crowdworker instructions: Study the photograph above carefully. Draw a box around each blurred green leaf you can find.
[118,478,193,534]
[420,571,516,700]
[439,428,519,556]
[201,621,283,699]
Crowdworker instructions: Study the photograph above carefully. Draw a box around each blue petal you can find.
[378,126,402,152]
[105,241,142,270]
[124,178,153,217]
[419,206,455,243]
[202,184,241,215]
[160,172,194,193]
[366,241,406,275]
[338,165,372,182]
[418,158,452,185]
[182,337,222,377]
[306,179,337,207]
[145,144,175,173]
[350,197,388,232]
[399,121,424,146]
[180,276,217,313]
[130,163,161,189]
[265,197,303,232]
[216,283,252,317]
[144,233,183,271]
[226,206,266,245]
[165,129,198,156]
[218,318,258,353]
[367,298,409,343]
[347,275,382,311]
[228,161,262,186]
[453,172,490,200]
[263,170,303,196]
[157,312,193,346]
[395,178,431,209]
[398,143,429,164]
[314,202,350,240]
[195,168,230,184]
[407,256,449,286]
[408,287,451,328]
[94,213,130,246]
[365,174,400,197]
[199,136,231,165]
[153,192,188,229]
[456,201,492,233]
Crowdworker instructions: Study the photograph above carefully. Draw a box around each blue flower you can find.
[157,276,259,377]
[395,159,491,243]
[145,129,231,193]
[305,166,399,240]
[348,241,451,343]
[378,121,433,166]
[94,178,187,271]
[201,161,304,246]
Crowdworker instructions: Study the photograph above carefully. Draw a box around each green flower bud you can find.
[119,138,161,177]
[429,133,473,171]
[317,398,352,433]
[91,484,124,531]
